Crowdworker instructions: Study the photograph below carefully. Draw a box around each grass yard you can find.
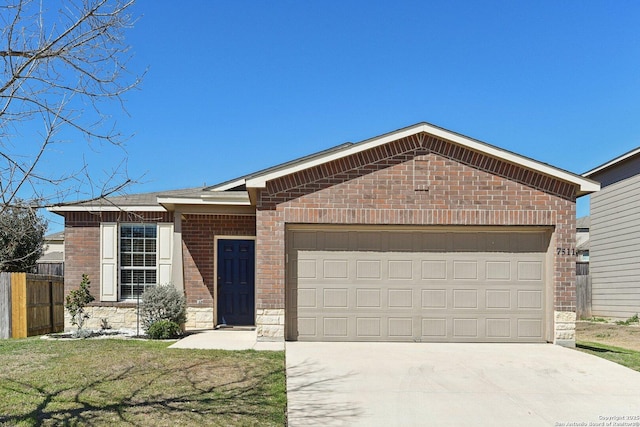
[0,338,286,426]
[576,321,640,372]
[576,341,640,372]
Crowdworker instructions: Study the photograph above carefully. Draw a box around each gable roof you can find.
[49,121,599,213]
[209,122,599,196]
[583,146,640,178]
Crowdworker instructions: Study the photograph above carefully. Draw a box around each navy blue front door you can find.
[217,239,255,326]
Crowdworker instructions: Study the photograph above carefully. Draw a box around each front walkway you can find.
[169,329,284,351]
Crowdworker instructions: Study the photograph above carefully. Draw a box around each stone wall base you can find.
[185,307,214,330]
[65,306,214,332]
[554,311,576,347]
[256,308,285,341]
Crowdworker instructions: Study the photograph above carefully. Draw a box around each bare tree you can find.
[0,0,141,213]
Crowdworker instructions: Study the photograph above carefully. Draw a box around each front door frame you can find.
[214,235,256,327]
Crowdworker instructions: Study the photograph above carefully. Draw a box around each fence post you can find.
[0,273,11,339]
[11,273,27,338]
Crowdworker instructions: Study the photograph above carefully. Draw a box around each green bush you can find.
[140,284,187,330]
[147,320,181,339]
[65,274,95,332]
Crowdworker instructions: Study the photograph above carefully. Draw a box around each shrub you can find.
[147,320,182,339]
[65,274,95,333]
[140,284,187,330]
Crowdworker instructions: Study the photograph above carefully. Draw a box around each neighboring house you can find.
[36,231,65,275]
[583,147,640,319]
[49,122,599,346]
[576,216,590,263]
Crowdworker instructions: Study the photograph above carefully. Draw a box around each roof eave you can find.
[47,205,167,213]
[583,147,640,178]
[242,122,600,196]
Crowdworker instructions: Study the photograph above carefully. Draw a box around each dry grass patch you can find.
[576,320,640,372]
[0,338,286,426]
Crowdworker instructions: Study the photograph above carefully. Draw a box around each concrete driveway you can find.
[286,342,640,426]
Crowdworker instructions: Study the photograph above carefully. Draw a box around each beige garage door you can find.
[286,227,551,343]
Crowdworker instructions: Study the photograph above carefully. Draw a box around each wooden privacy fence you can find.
[0,273,64,339]
[576,275,592,320]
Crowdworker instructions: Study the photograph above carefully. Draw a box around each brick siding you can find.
[63,211,173,301]
[181,214,256,306]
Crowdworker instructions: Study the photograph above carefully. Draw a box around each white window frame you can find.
[119,223,158,300]
[100,222,173,302]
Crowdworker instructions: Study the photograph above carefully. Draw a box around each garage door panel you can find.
[486,318,511,338]
[356,288,381,308]
[356,260,382,279]
[357,317,382,337]
[486,261,511,280]
[517,319,543,338]
[453,318,478,338]
[422,289,447,308]
[422,318,447,337]
[486,289,511,309]
[421,260,447,279]
[518,290,543,309]
[288,229,549,342]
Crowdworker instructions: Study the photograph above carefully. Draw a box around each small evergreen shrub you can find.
[140,284,187,330]
[65,274,95,333]
[147,320,181,339]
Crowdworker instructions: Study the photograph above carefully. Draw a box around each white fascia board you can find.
[245,124,426,188]
[47,205,166,213]
[583,147,640,177]
[206,178,247,192]
[423,125,600,194]
[158,193,251,206]
[244,123,599,194]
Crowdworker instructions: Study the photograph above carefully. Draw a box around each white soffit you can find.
[242,123,599,195]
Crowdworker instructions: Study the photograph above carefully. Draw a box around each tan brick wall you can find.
[255,133,577,317]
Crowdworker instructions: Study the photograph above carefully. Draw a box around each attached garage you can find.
[287,227,553,343]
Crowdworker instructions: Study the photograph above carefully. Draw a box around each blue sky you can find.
[45,1,640,231]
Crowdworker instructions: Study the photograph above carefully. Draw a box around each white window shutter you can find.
[157,223,173,285]
[100,223,118,302]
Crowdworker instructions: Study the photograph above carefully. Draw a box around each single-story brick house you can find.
[583,147,640,319]
[50,122,599,346]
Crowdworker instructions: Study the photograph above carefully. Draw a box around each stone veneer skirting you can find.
[65,306,215,332]
[256,309,285,341]
[554,311,576,347]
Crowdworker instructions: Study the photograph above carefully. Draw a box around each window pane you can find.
[133,239,145,252]
[146,270,157,284]
[145,226,157,238]
[120,254,132,267]
[133,254,145,266]
[121,227,132,238]
[133,270,145,284]
[145,254,155,267]
[121,284,133,299]
[120,239,132,252]
[121,270,132,283]
[132,226,146,238]
[145,240,156,252]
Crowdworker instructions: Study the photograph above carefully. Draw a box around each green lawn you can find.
[0,338,286,426]
[576,341,640,372]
